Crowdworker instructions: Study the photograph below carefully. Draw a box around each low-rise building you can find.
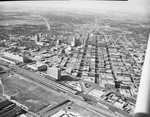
[2,52,31,64]
[27,62,47,71]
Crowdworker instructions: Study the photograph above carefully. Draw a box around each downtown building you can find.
[1,52,32,65]
[47,67,61,80]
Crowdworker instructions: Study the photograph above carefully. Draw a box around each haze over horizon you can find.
[0,0,150,16]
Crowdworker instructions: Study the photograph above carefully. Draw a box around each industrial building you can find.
[47,67,61,80]
[0,100,17,117]
[0,57,16,65]
[27,62,47,71]
[2,52,31,64]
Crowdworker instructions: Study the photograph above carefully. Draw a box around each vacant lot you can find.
[1,74,66,113]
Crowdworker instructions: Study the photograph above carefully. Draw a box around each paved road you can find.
[37,15,50,31]
[116,36,142,70]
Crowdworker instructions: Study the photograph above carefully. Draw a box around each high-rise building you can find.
[80,38,85,46]
[57,39,62,45]
[47,67,61,80]
[37,34,40,42]
[39,33,42,38]
[33,34,40,43]
[71,37,76,47]
[61,48,65,54]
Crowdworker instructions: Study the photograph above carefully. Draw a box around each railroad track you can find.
[11,66,78,95]
[10,66,126,117]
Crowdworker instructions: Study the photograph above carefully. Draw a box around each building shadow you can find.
[58,75,79,81]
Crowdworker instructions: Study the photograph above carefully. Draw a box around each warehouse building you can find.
[0,100,17,117]
[2,52,31,64]
[0,57,16,65]
[27,62,47,71]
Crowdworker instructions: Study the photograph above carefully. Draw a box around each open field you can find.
[0,11,48,37]
[0,11,45,26]
[0,24,47,38]
[0,17,44,26]
[1,74,66,113]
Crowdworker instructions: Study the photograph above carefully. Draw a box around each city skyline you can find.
[0,1,150,117]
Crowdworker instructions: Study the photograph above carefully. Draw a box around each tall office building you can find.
[57,39,62,45]
[71,37,76,47]
[34,34,40,43]
[47,67,61,80]
[81,38,85,46]
[61,48,65,54]
[37,34,40,42]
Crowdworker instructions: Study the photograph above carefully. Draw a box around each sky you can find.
[0,0,150,15]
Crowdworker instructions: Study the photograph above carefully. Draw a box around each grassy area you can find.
[2,78,18,95]
[1,74,66,113]
[0,11,45,26]
[13,91,48,112]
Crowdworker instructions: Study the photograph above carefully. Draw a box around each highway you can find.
[37,15,50,31]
